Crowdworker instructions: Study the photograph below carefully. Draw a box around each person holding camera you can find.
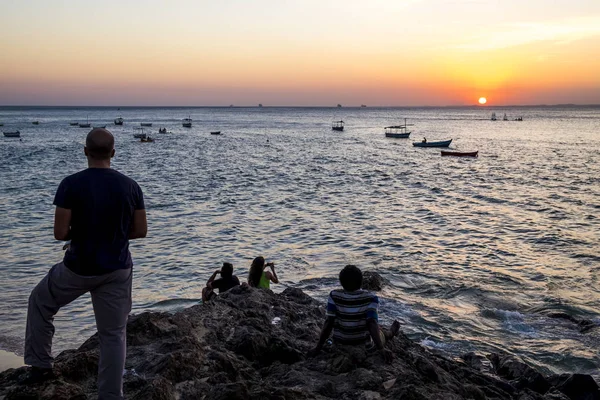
[202,262,240,302]
[247,256,279,289]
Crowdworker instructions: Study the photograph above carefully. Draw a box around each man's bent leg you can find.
[91,268,132,400]
[24,262,90,368]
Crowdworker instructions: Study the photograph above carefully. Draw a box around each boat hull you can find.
[385,132,410,138]
[140,123,152,127]
[413,139,452,148]
[441,151,478,157]
[78,123,91,128]
[210,131,221,135]
[332,127,344,131]
[3,131,20,138]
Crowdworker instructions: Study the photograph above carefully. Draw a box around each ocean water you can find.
[1,106,599,378]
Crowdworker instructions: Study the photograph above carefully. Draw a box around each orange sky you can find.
[1,1,599,106]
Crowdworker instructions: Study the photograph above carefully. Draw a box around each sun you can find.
[478,97,487,105]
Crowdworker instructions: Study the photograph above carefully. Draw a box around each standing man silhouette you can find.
[24,128,147,400]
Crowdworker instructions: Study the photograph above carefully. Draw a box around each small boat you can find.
[158,127,167,133]
[441,151,478,157]
[93,125,106,129]
[413,139,452,148]
[140,122,152,127]
[514,116,523,121]
[114,117,124,125]
[361,104,367,108]
[140,136,154,143]
[69,122,79,126]
[258,103,263,108]
[133,127,146,139]
[3,131,20,138]
[491,112,497,121]
[332,120,344,131]
[32,121,40,125]
[337,104,342,108]
[503,113,508,121]
[385,118,413,138]
[79,116,91,128]
[182,117,192,128]
[210,131,221,135]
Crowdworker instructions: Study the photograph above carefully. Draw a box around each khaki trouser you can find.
[25,262,132,400]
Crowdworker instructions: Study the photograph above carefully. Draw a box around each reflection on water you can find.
[0,106,599,377]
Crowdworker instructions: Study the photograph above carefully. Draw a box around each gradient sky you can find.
[1,0,599,106]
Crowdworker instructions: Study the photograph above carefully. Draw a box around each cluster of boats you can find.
[491,112,523,121]
[332,119,478,157]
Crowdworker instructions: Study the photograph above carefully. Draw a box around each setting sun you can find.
[478,97,487,105]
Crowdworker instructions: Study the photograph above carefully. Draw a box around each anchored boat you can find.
[332,120,344,131]
[413,139,452,148]
[441,151,478,157]
[385,118,413,138]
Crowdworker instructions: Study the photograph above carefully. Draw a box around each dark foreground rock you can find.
[1,286,598,399]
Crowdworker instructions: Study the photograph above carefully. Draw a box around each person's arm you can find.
[206,270,220,289]
[367,319,392,363]
[54,207,72,241]
[266,262,279,283]
[367,319,385,350]
[129,209,147,239]
[309,316,335,356]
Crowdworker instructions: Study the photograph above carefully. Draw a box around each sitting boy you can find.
[310,265,400,362]
[202,262,240,302]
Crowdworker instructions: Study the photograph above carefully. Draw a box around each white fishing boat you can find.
[385,118,413,138]
[332,120,344,131]
[133,127,147,139]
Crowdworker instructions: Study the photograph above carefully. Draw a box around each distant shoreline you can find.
[1,104,599,109]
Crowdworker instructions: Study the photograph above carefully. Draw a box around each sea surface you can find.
[0,106,599,377]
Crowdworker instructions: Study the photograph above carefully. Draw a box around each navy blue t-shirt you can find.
[53,168,145,276]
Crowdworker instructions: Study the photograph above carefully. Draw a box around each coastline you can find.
[1,282,597,399]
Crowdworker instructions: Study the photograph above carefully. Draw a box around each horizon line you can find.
[1,103,599,109]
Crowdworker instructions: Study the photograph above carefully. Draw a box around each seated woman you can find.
[247,256,279,289]
[202,262,240,302]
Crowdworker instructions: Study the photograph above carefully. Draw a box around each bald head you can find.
[85,128,115,160]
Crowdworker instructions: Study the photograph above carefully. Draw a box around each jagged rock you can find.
[488,353,551,394]
[362,271,388,291]
[547,373,600,400]
[1,286,598,399]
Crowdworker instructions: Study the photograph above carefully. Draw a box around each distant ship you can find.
[337,104,342,108]
[258,104,263,108]
[361,105,367,108]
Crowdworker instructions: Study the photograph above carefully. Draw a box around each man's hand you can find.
[215,269,221,275]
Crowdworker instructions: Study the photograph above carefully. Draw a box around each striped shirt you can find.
[326,289,379,345]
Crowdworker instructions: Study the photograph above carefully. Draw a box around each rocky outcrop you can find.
[1,286,598,399]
